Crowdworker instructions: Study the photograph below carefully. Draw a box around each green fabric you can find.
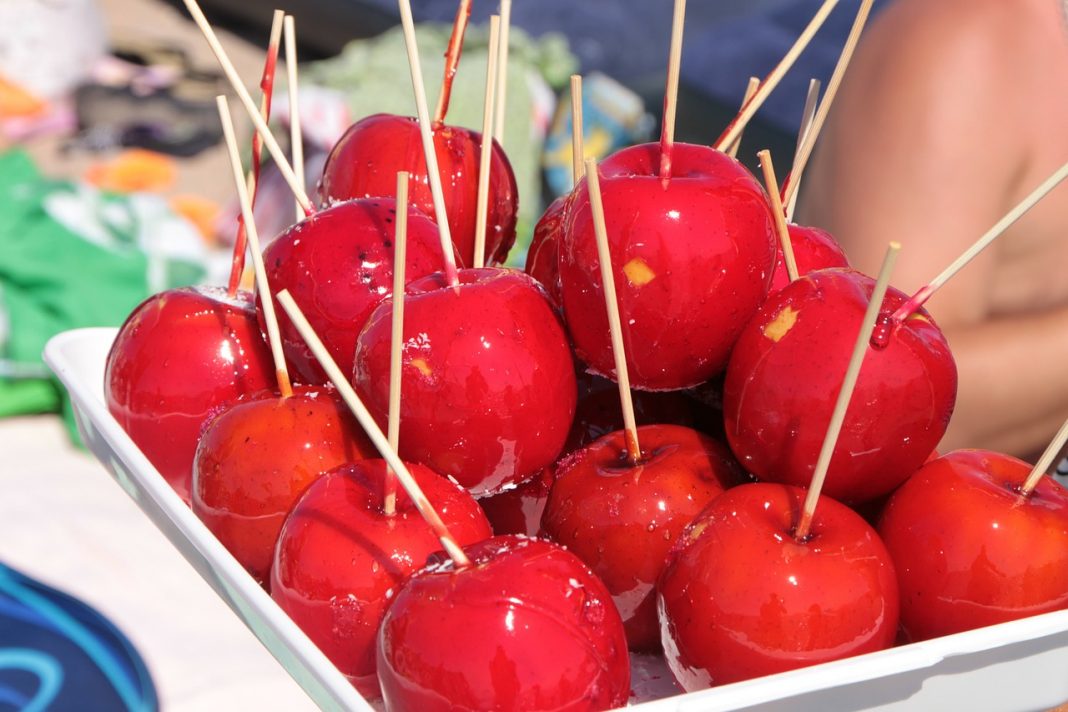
[0,149,210,441]
[297,23,577,262]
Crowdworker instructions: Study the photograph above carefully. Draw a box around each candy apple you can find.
[723,268,957,503]
[541,424,739,651]
[271,459,491,698]
[878,450,1068,641]
[658,482,899,688]
[769,223,849,293]
[319,113,518,267]
[559,142,777,390]
[524,194,570,307]
[353,268,577,496]
[377,535,630,711]
[192,385,375,585]
[476,467,554,537]
[105,287,274,503]
[259,197,454,384]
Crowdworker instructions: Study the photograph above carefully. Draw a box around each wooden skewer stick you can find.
[795,242,901,541]
[586,157,641,464]
[785,78,821,222]
[433,0,473,126]
[759,150,799,283]
[714,0,840,152]
[892,157,1068,321]
[181,0,314,215]
[217,96,293,398]
[570,74,584,187]
[398,0,461,288]
[473,16,501,269]
[385,172,410,517]
[725,77,759,160]
[1020,417,1068,496]
[277,290,472,567]
[782,0,874,208]
[658,0,687,185]
[493,0,512,144]
[284,15,305,224]
[226,9,283,297]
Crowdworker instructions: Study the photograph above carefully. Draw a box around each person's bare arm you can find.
[797,0,1068,456]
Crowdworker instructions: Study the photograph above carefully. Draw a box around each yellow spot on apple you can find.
[763,306,799,342]
[908,313,930,324]
[623,258,656,287]
[410,358,432,377]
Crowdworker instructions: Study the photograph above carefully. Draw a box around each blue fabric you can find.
[0,564,157,712]
[365,0,891,130]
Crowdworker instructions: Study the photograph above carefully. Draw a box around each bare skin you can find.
[798,0,1068,457]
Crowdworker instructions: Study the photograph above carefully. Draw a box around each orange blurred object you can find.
[85,149,177,193]
[170,194,222,243]
[0,75,47,118]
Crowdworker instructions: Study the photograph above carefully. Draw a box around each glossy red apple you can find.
[259,197,454,384]
[658,482,899,688]
[353,268,577,496]
[476,467,554,537]
[105,287,274,503]
[377,535,631,711]
[723,268,957,503]
[192,385,376,585]
[769,223,849,293]
[525,193,570,307]
[271,459,491,698]
[559,142,777,390]
[320,113,518,267]
[542,424,740,651]
[878,450,1068,641]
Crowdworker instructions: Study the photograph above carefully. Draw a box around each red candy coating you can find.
[560,142,777,390]
[878,450,1068,641]
[724,268,957,503]
[271,460,491,698]
[260,198,452,384]
[319,113,518,266]
[353,268,577,496]
[769,223,850,293]
[525,193,569,307]
[192,386,375,585]
[105,287,274,503]
[658,483,899,688]
[377,535,631,711]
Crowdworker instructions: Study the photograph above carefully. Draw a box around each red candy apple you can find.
[769,223,849,293]
[271,459,491,698]
[476,467,554,537]
[105,287,274,503]
[377,535,631,711]
[260,197,454,384]
[542,424,740,651]
[320,113,518,267]
[724,268,957,503]
[353,268,577,496]
[658,482,899,688]
[878,450,1068,641]
[192,385,375,585]
[559,143,777,390]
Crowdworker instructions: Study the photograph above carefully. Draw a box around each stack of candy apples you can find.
[100,0,1068,709]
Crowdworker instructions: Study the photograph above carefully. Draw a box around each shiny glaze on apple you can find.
[559,142,777,390]
[542,424,740,651]
[724,268,957,503]
[878,449,1068,641]
[271,460,491,698]
[525,193,570,307]
[192,385,375,585]
[319,113,518,266]
[658,483,899,688]
[376,535,631,711]
[769,223,849,293]
[260,198,453,384]
[476,467,554,537]
[105,287,274,503]
[353,268,577,496]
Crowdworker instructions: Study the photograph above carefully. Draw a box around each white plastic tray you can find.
[45,327,1068,712]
